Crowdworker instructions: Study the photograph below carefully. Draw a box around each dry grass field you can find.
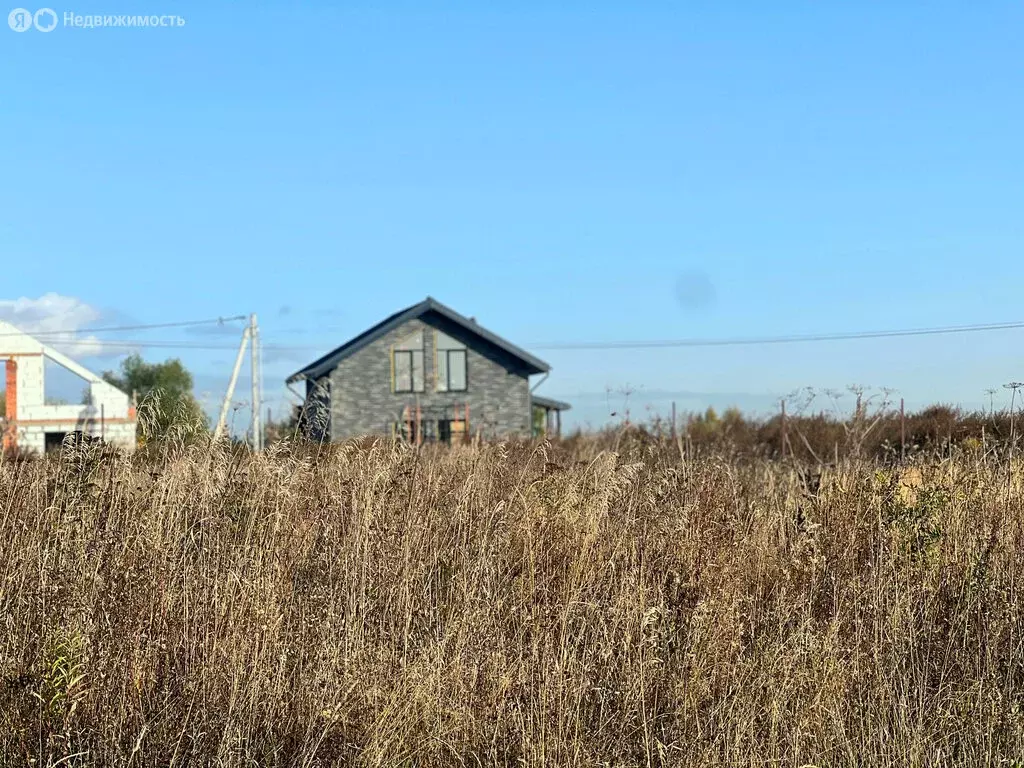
[1,435,1023,766]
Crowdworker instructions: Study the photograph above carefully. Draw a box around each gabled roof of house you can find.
[286,297,551,383]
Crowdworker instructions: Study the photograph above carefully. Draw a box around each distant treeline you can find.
[579,403,1024,462]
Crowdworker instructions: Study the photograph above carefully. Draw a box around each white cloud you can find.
[0,293,134,358]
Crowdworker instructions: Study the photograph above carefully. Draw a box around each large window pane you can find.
[394,351,412,392]
[436,350,448,392]
[448,350,467,391]
[436,330,463,350]
[411,350,424,392]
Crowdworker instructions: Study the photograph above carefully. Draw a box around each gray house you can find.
[286,297,570,443]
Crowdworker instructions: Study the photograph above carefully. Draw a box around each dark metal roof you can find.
[531,394,571,411]
[286,296,551,383]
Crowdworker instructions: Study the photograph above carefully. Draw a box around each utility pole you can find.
[214,324,251,442]
[250,313,261,451]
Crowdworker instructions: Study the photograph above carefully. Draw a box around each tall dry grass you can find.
[1,437,1023,766]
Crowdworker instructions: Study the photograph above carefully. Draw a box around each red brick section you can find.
[2,359,16,451]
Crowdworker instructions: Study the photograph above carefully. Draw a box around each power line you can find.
[23,318,1024,354]
[33,341,240,354]
[528,320,1024,350]
[38,339,304,352]
[0,316,247,340]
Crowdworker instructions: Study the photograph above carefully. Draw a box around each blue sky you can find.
[3,2,1023,430]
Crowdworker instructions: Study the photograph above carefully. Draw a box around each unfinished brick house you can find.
[0,320,137,454]
[286,297,569,443]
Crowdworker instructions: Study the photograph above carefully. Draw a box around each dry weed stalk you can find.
[0,436,1022,766]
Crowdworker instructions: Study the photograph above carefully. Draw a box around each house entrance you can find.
[396,404,470,445]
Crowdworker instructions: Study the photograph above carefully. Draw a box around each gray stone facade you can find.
[316,317,532,441]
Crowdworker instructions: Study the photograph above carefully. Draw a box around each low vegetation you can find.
[636,395,1024,463]
[1,432,1023,766]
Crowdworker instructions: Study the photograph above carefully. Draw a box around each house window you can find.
[437,418,468,444]
[392,330,425,393]
[436,349,467,392]
[393,349,424,393]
